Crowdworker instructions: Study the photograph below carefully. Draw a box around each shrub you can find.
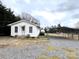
[39,32,45,36]
[26,34,30,38]
[15,35,18,37]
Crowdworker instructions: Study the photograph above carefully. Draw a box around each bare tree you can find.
[20,12,40,26]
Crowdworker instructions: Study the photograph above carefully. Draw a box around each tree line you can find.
[45,24,79,34]
[0,1,20,35]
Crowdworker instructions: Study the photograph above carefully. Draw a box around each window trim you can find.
[29,26,33,33]
[15,26,18,33]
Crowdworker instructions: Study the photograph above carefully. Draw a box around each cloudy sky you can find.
[1,0,79,28]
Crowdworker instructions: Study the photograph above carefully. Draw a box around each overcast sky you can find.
[1,0,79,28]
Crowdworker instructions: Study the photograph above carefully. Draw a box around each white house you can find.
[8,20,40,37]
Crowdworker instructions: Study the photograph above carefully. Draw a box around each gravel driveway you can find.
[49,38,79,48]
[0,38,79,59]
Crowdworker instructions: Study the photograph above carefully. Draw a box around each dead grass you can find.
[0,36,48,48]
[37,55,60,59]
[47,46,58,51]
[0,36,78,59]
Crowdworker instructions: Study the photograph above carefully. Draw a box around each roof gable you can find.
[8,20,26,26]
[8,20,40,27]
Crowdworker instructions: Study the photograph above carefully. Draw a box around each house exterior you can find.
[8,20,40,37]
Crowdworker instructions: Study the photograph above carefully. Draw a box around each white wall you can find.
[11,22,40,37]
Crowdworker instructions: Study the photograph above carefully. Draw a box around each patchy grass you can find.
[37,55,48,59]
[49,56,60,59]
[37,55,60,59]
[0,36,48,48]
[47,46,58,51]
[62,48,75,52]
[62,48,77,59]
[67,56,77,59]
[0,36,78,59]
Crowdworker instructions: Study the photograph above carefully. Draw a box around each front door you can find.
[21,26,25,36]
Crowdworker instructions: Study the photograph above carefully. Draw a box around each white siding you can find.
[11,22,40,37]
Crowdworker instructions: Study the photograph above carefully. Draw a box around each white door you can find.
[21,26,25,36]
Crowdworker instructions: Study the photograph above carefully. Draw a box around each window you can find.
[15,26,18,33]
[29,26,33,33]
[22,26,25,31]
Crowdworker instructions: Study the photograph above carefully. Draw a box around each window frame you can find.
[29,26,33,33]
[15,26,18,33]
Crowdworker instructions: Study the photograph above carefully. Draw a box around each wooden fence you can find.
[64,33,79,40]
[46,33,79,40]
